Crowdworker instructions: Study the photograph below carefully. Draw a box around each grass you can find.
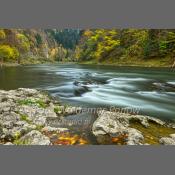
[14,131,21,140]
[14,138,30,145]
[54,106,62,113]
[35,125,44,132]
[17,99,47,108]
[36,100,47,108]
[20,114,31,123]
[13,131,26,145]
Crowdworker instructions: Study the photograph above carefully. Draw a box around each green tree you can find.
[35,34,42,46]
[143,29,160,58]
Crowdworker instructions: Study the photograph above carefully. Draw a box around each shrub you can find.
[0,45,19,61]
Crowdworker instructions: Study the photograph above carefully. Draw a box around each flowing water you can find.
[0,63,175,121]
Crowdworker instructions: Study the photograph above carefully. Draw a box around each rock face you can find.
[92,111,167,145]
[0,88,68,145]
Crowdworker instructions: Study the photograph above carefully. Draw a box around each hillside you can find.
[0,29,59,64]
[75,29,175,67]
[1,29,175,67]
[0,29,80,65]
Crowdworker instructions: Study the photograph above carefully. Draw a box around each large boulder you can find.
[125,128,144,145]
[159,134,175,145]
[92,111,165,145]
[18,130,51,145]
[159,137,175,145]
[92,111,145,145]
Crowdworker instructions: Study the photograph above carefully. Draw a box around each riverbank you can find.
[0,57,57,67]
[0,88,91,145]
[0,88,175,145]
[0,63,21,67]
[1,55,174,68]
[79,56,174,68]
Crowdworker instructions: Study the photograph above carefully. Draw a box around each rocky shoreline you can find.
[92,111,175,145]
[0,88,175,145]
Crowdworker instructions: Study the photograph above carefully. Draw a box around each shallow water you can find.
[0,63,175,121]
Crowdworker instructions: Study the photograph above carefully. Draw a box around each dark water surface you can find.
[0,63,175,121]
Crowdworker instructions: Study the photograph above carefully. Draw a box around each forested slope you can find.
[75,29,175,66]
[1,29,175,67]
[0,29,60,64]
[0,29,80,64]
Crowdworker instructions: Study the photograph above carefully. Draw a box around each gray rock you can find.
[4,142,14,145]
[1,123,36,141]
[0,111,37,141]
[64,106,82,115]
[92,111,145,145]
[125,128,144,145]
[112,112,165,127]
[1,128,14,141]
[0,101,16,113]
[1,88,170,145]
[42,126,68,132]
[146,116,165,126]
[0,88,65,145]
[18,130,50,145]
[16,88,39,97]
[18,105,57,126]
[92,111,128,136]
[92,110,166,145]
[159,137,175,145]
[159,133,175,145]
[2,121,14,129]
[0,112,20,127]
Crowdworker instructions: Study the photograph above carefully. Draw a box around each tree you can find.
[0,29,6,40]
[143,29,161,58]
[0,45,19,64]
[15,33,30,63]
[35,34,42,46]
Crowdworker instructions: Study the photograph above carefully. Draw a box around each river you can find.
[0,63,175,121]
